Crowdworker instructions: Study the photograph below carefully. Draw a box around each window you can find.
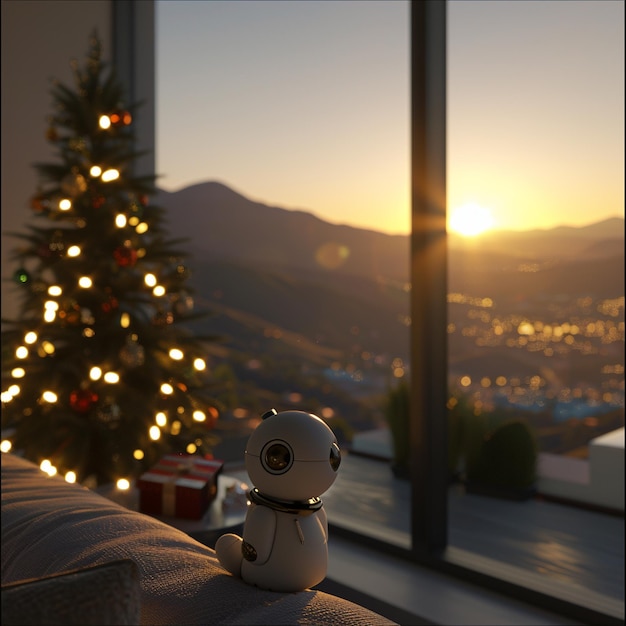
[120,1,624,623]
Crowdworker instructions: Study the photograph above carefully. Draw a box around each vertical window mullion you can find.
[410,0,448,555]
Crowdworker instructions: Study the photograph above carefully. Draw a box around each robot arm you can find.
[242,505,276,565]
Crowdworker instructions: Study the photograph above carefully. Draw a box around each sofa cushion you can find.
[1,453,396,625]
[1,559,140,626]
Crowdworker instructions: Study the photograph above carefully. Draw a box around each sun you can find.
[449,203,494,237]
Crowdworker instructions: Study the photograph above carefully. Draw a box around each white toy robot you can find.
[215,409,341,592]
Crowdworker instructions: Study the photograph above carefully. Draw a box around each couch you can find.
[1,453,396,625]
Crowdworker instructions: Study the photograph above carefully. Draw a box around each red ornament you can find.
[113,246,138,267]
[31,196,47,213]
[109,110,132,127]
[69,389,99,413]
[101,296,119,313]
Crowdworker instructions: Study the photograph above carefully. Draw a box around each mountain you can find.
[156,181,623,283]
[155,182,409,283]
[154,182,623,444]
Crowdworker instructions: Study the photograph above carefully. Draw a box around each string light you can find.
[169,348,183,360]
[160,383,174,395]
[11,368,25,378]
[42,390,58,403]
[0,440,12,453]
[193,410,206,422]
[24,331,38,344]
[120,313,130,328]
[133,449,144,460]
[103,372,120,384]
[144,273,157,287]
[115,214,127,228]
[40,341,55,355]
[59,199,72,211]
[67,245,81,257]
[186,443,197,454]
[65,471,77,483]
[149,426,160,440]
[47,286,62,296]
[89,366,102,381]
[90,165,102,177]
[101,168,119,182]
[78,276,92,288]
[135,222,149,234]
[116,478,130,490]
[153,285,166,297]
[193,358,206,371]
[98,115,111,129]
[15,346,28,359]
[155,412,167,427]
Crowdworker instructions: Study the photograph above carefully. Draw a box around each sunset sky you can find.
[156,0,624,236]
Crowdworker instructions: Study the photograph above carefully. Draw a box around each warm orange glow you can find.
[449,203,494,237]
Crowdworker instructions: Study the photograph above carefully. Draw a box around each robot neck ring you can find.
[249,488,322,515]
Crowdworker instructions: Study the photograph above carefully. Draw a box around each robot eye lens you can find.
[329,443,341,472]
[265,443,291,471]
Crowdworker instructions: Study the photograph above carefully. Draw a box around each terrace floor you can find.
[226,451,625,623]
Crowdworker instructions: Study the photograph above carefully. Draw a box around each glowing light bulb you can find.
[120,313,130,328]
[41,341,55,355]
[90,165,102,177]
[117,478,131,490]
[11,368,25,378]
[78,276,93,288]
[44,300,59,311]
[0,440,12,453]
[1,391,14,403]
[186,443,197,454]
[15,346,28,359]
[48,285,62,296]
[155,412,167,427]
[67,245,81,257]
[42,390,58,403]
[193,358,206,371]
[160,383,174,395]
[24,331,38,343]
[101,169,119,182]
[135,222,149,234]
[115,214,127,228]
[169,348,183,360]
[44,310,56,322]
[8,384,20,396]
[153,285,166,297]
[133,449,144,460]
[99,115,111,129]
[149,426,161,441]
[65,471,77,483]
[40,459,52,473]
[89,366,102,381]
[144,273,157,287]
[103,372,120,384]
[193,410,206,422]
[58,198,72,211]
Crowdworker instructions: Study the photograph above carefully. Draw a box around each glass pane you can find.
[156,0,411,546]
[447,0,624,616]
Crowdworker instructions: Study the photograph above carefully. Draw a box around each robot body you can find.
[215,409,341,592]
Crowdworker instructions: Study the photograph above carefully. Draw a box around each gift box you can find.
[137,455,223,520]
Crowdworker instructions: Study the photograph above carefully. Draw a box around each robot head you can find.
[245,409,341,501]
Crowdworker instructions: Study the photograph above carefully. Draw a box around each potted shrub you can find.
[465,418,538,501]
[384,380,410,479]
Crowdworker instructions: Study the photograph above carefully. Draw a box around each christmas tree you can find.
[1,32,222,488]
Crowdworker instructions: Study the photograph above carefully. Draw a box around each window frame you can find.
[115,2,623,624]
